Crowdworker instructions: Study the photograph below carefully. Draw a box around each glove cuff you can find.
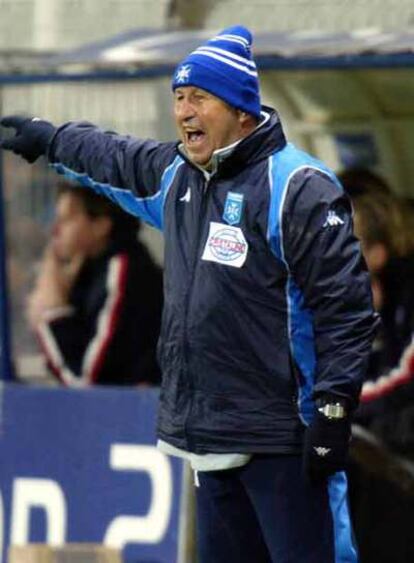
[29,119,56,150]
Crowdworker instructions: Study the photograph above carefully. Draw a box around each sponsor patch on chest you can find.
[201,221,248,268]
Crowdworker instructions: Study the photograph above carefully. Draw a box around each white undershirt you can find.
[157,439,252,471]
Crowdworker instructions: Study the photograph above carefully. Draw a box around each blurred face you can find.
[353,211,388,274]
[173,86,252,166]
[51,193,108,260]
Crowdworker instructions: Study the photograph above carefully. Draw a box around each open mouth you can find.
[185,130,206,145]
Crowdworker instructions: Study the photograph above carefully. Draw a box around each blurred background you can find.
[0,1,413,562]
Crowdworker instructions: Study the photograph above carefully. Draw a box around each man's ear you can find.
[237,110,257,130]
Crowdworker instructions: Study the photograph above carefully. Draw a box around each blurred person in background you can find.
[26,181,163,387]
[339,169,414,563]
[353,191,413,371]
[1,26,378,563]
[338,169,414,384]
[337,167,392,199]
[6,215,48,358]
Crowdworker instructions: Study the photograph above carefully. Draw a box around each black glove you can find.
[0,115,56,163]
[303,401,351,483]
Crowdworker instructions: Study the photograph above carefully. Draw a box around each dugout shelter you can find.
[0,26,413,563]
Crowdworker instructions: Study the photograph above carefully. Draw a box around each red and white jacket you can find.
[36,239,162,387]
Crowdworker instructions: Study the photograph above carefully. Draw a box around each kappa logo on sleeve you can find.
[202,222,248,268]
[323,209,345,228]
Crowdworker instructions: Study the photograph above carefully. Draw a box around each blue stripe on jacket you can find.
[267,142,341,424]
[51,154,184,230]
[267,143,357,563]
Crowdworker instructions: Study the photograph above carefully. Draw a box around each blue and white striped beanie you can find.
[172,25,261,119]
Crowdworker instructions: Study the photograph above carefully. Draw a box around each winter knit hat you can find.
[172,25,261,119]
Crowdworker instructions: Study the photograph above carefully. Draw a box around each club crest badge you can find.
[175,65,192,84]
[223,192,244,226]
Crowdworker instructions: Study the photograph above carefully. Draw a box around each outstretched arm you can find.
[0,115,182,229]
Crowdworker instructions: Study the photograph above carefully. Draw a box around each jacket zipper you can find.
[182,176,211,451]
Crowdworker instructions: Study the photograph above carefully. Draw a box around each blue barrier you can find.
[0,384,184,563]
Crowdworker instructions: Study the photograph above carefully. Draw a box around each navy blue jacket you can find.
[48,108,378,453]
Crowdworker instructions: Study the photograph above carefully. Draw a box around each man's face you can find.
[173,86,246,166]
[51,193,101,260]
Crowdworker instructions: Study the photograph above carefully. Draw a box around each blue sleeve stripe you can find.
[50,154,184,231]
[267,144,340,423]
[328,473,359,563]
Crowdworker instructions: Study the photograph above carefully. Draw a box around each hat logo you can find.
[175,65,192,84]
